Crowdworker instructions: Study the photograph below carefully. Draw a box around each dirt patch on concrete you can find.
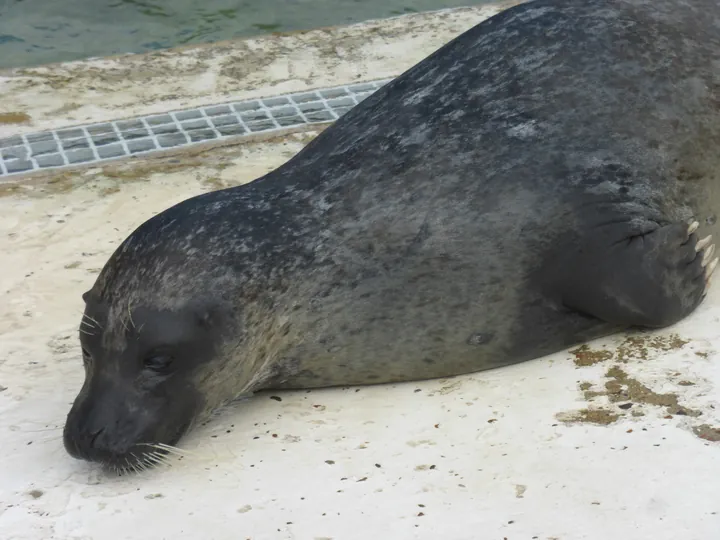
[693,424,720,442]
[557,408,620,426]
[615,334,690,362]
[559,332,714,437]
[569,333,690,368]
[569,344,613,367]
[0,112,31,124]
[598,366,702,418]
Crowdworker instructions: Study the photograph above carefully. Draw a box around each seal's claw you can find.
[702,244,716,267]
[696,234,713,252]
[706,257,718,282]
[688,221,700,236]
[704,257,718,297]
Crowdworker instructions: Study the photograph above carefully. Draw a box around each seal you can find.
[64,0,720,470]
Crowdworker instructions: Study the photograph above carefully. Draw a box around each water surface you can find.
[0,0,488,69]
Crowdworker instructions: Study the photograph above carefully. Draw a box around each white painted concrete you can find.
[1,3,720,539]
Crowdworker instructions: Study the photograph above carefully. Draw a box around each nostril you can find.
[89,427,105,448]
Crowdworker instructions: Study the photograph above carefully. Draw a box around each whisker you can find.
[79,320,95,329]
[155,452,171,465]
[79,328,95,336]
[32,434,64,445]
[127,305,136,330]
[146,452,166,467]
[130,452,144,473]
[141,442,194,457]
[152,454,171,467]
[158,446,191,458]
[20,425,62,433]
[82,312,103,330]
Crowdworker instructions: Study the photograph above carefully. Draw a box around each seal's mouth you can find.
[63,440,174,473]
[64,419,192,473]
[97,443,181,474]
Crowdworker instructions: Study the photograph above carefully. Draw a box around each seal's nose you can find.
[89,426,105,449]
[62,380,137,463]
[63,414,116,462]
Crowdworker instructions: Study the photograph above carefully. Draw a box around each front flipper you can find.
[560,221,718,328]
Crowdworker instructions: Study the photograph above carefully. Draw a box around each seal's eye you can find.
[143,354,174,373]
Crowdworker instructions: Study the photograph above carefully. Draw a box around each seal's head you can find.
[62,293,230,470]
[62,203,251,471]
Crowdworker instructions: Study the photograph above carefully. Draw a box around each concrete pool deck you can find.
[1,3,720,539]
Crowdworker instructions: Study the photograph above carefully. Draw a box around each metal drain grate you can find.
[0,78,392,178]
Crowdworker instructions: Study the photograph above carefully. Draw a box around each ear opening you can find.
[196,309,213,329]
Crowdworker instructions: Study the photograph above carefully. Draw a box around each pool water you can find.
[0,0,489,70]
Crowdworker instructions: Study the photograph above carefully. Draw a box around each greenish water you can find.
[0,0,488,70]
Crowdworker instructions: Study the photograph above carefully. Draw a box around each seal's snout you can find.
[63,399,138,465]
[63,368,200,470]
[68,297,216,470]
[63,375,161,469]
[63,424,112,462]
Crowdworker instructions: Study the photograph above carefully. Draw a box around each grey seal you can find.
[64,0,720,470]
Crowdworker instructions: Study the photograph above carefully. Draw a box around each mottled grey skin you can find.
[65,0,720,469]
